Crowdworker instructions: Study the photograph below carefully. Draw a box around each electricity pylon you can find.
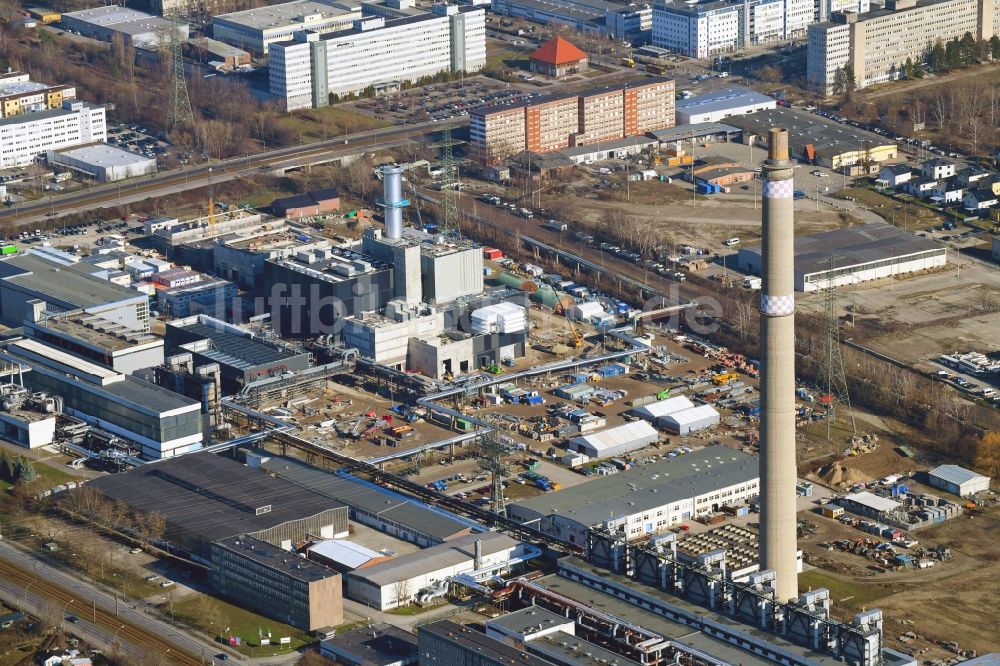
[816,255,856,440]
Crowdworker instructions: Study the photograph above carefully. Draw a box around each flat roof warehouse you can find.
[725,107,895,160]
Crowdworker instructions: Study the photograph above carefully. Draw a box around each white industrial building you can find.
[345,532,524,610]
[927,465,990,497]
[212,0,361,54]
[568,420,659,459]
[269,5,485,110]
[737,223,947,292]
[60,6,189,49]
[470,302,526,334]
[48,143,156,183]
[675,87,777,124]
[566,301,608,323]
[632,395,695,426]
[509,445,760,545]
[0,101,106,169]
[658,404,720,435]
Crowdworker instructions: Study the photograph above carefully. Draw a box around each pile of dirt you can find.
[810,462,872,488]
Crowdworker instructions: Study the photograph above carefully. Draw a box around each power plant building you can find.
[737,222,947,292]
[269,5,486,110]
[469,78,675,164]
[508,445,760,545]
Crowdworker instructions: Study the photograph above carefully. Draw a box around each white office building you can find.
[270,5,485,110]
[212,0,362,54]
[0,100,106,169]
[653,0,742,58]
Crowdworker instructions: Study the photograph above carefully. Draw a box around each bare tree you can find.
[392,579,412,608]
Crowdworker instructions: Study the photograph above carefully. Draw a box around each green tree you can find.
[832,67,847,97]
[929,39,947,72]
[990,35,1000,59]
[842,64,856,101]
[0,450,11,482]
[945,38,961,69]
[913,59,925,78]
[15,457,37,483]
[903,57,915,79]
[958,32,977,64]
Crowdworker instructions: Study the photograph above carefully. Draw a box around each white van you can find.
[724,237,740,247]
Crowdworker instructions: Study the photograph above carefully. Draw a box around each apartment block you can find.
[807,0,997,94]
[526,95,578,153]
[0,100,106,169]
[470,78,675,164]
[0,72,76,119]
[269,6,485,110]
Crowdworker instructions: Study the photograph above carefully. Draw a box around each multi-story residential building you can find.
[269,5,485,110]
[807,0,998,94]
[0,100,105,170]
[212,0,361,54]
[652,0,742,58]
[0,72,76,119]
[470,78,675,164]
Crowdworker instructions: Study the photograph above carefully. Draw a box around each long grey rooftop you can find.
[510,445,758,527]
[724,107,894,158]
[260,456,471,541]
[0,254,143,309]
[676,86,775,116]
[740,222,944,276]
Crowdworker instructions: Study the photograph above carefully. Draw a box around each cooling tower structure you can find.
[378,164,409,239]
[758,127,799,602]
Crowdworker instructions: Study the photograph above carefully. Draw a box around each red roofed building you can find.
[529,36,588,78]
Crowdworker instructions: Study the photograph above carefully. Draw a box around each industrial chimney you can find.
[758,128,799,602]
[378,164,409,239]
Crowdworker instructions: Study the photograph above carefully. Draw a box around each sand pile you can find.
[810,463,872,488]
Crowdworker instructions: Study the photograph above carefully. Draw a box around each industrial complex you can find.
[0,0,997,657]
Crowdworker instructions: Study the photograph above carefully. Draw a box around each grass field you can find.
[0,460,74,492]
[277,106,390,144]
[831,185,946,230]
[172,594,311,656]
[798,570,896,611]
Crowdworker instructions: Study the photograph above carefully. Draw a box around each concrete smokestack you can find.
[759,127,799,602]
[379,164,408,239]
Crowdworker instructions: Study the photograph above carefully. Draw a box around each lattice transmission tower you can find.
[432,126,467,238]
[816,255,856,440]
[477,429,513,519]
[165,13,195,134]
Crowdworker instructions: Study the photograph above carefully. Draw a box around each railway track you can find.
[0,558,204,665]
[1,120,459,224]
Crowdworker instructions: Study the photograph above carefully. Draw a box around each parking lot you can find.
[349,76,532,124]
[106,123,170,162]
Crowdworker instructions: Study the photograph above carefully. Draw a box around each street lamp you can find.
[112,624,126,652]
